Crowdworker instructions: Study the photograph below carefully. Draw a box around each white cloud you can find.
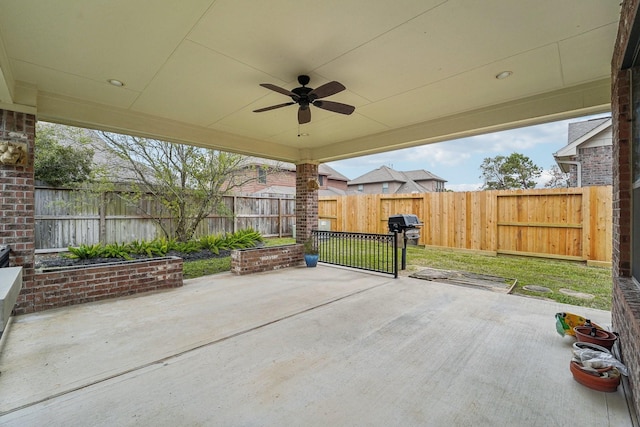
[446,182,483,192]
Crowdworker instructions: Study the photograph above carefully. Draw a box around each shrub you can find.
[66,244,104,259]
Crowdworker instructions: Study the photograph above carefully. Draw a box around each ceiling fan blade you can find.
[298,106,311,124]
[313,100,355,115]
[259,83,296,97]
[253,102,295,113]
[308,81,346,99]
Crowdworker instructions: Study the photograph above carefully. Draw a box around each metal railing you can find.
[311,230,398,278]
[0,246,9,268]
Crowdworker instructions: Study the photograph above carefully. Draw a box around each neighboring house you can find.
[236,157,349,197]
[553,117,612,187]
[347,165,446,194]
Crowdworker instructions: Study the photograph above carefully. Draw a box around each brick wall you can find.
[230,245,303,275]
[15,257,183,314]
[612,0,640,417]
[579,145,613,186]
[295,163,319,243]
[238,169,295,194]
[0,109,36,296]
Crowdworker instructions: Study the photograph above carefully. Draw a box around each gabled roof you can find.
[397,180,430,194]
[348,166,409,185]
[553,117,612,172]
[348,165,446,185]
[403,169,447,182]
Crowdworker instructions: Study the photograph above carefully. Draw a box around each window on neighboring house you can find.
[357,184,364,192]
[258,167,267,184]
[382,182,389,194]
[318,175,324,186]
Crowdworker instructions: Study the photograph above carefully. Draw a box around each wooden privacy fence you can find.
[319,186,613,263]
[35,187,295,250]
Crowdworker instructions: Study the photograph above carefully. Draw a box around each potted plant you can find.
[303,236,319,267]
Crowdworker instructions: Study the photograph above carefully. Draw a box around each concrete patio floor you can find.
[0,265,635,426]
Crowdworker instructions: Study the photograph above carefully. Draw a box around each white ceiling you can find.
[0,0,620,164]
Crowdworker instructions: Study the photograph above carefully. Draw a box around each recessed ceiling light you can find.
[495,71,513,80]
[107,79,125,87]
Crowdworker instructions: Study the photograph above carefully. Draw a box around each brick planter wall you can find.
[14,257,183,314]
[231,245,303,275]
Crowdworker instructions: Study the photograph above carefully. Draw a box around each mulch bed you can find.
[35,249,231,270]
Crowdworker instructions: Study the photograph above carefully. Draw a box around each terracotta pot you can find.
[569,361,620,392]
[573,326,617,350]
[572,341,611,354]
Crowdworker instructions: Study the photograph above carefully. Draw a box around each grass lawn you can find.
[183,238,612,310]
[182,237,296,279]
[405,246,612,311]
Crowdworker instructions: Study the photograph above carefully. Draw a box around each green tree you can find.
[479,153,542,190]
[98,132,262,242]
[34,124,94,187]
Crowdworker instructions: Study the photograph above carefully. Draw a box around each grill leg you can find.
[402,234,407,270]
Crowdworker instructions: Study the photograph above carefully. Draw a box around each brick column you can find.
[612,69,632,278]
[611,0,640,418]
[295,163,318,243]
[0,109,36,312]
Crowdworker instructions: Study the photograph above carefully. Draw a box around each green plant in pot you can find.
[303,236,319,267]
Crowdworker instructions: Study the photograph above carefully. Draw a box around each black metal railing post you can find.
[393,231,398,278]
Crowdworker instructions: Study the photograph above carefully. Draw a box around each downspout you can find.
[556,161,582,187]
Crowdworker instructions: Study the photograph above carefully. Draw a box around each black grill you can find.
[388,215,422,271]
[389,214,422,235]
[0,246,10,268]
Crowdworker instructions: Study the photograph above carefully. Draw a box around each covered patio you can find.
[1,0,640,423]
[0,266,634,425]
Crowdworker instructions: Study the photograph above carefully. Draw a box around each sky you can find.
[327,113,611,192]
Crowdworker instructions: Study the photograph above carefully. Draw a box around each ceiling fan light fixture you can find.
[495,71,513,80]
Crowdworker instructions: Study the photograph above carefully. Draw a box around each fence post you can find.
[233,195,238,234]
[99,192,107,244]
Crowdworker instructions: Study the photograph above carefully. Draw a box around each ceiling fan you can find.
[253,75,355,124]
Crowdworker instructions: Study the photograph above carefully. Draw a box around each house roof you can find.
[348,166,409,185]
[348,165,446,185]
[403,169,447,182]
[553,116,612,171]
[241,157,349,182]
[0,2,617,165]
[567,117,611,145]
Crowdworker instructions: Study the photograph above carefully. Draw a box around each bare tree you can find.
[97,132,262,242]
[544,165,570,188]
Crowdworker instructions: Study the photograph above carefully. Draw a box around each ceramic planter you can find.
[569,361,621,392]
[573,326,617,350]
[304,254,319,267]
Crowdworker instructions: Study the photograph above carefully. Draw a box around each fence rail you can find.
[35,187,295,250]
[319,186,612,263]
